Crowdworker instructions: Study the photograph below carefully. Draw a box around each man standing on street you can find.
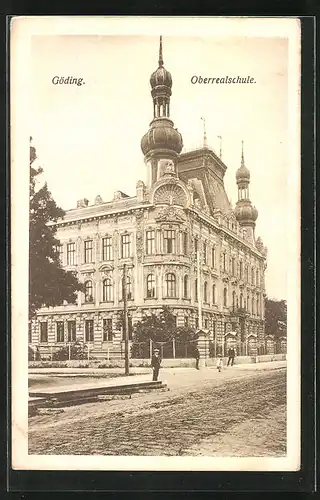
[151,348,161,381]
[227,347,236,366]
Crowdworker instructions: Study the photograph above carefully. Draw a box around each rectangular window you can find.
[163,229,175,254]
[40,322,48,343]
[239,261,243,279]
[102,237,113,261]
[84,240,93,263]
[57,244,64,264]
[184,316,189,327]
[67,242,76,265]
[195,317,199,329]
[28,323,32,343]
[103,318,113,341]
[194,238,198,254]
[85,319,94,342]
[121,234,131,258]
[56,321,65,343]
[146,230,155,255]
[183,233,188,255]
[212,247,216,268]
[67,321,76,342]
[223,253,226,272]
[232,257,235,275]
[203,242,207,264]
[204,318,209,329]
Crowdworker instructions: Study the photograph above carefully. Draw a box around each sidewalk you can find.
[29,360,286,375]
[29,360,286,394]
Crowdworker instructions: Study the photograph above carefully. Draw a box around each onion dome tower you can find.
[141,36,183,188]
[234,141,258,244]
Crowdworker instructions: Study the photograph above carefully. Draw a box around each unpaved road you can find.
[29,368,286,457]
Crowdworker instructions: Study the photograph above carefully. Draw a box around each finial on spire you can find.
[159,35,163,67]
[201,117,208,148]
[241,140,245,166]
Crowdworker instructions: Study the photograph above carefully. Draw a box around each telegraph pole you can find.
[122,263,130,375]
[197,250,202,330]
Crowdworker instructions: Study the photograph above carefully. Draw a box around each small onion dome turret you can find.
[150,66,172,89]
[236,140,250,184]
[234,201,258,225]
[236,163,250,183]
[141,120,183,156]
[150,36,172,90]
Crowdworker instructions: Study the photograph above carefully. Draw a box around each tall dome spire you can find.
[141,36,183,188]
[234,141,258,244]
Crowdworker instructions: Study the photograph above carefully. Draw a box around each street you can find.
[28,363,286,457]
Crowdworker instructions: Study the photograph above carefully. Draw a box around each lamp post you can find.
[122,263,130,376]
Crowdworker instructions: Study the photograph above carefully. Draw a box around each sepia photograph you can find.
[11,16,301,471]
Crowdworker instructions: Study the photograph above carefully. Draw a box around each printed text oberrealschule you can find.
[191,76,256,84]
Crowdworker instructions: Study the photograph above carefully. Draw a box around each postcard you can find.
[11,16,300,471]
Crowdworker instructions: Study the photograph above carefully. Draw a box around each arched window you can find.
[183,275,188,299]
[165,273,176,298]
[102,278,113,302]
[195,278,198,301]
[146,274,155,298]
[212,284,216,304]
[204,281,208,302]
[232,290,236,309]
[126,276,132,300]
[85,281,93,303]
[223,288,228,307]
[239,261,243,279]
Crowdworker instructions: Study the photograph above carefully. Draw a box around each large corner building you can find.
[30,37,269,358]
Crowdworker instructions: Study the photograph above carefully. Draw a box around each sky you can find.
[29,33,294,300]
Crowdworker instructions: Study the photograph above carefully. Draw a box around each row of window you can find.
[35,314,260,344]
[38,318,133,343]
[83,275,261,312]
[58,236,261,287]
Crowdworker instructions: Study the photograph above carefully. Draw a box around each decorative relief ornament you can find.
[153,183,187,207]
[156,206,187,223]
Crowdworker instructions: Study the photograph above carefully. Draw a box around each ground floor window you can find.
[85,319,94,342]
[103,318,113,341]
[56,321,65,342]
[40,322,48,343]
[67,320,76,342]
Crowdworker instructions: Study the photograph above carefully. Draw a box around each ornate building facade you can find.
[30,37,268,358]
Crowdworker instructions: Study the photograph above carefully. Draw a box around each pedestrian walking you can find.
[227,347,236,366]
[217,355,223,372]
[151,348,161,381]
[194,346,200,370]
